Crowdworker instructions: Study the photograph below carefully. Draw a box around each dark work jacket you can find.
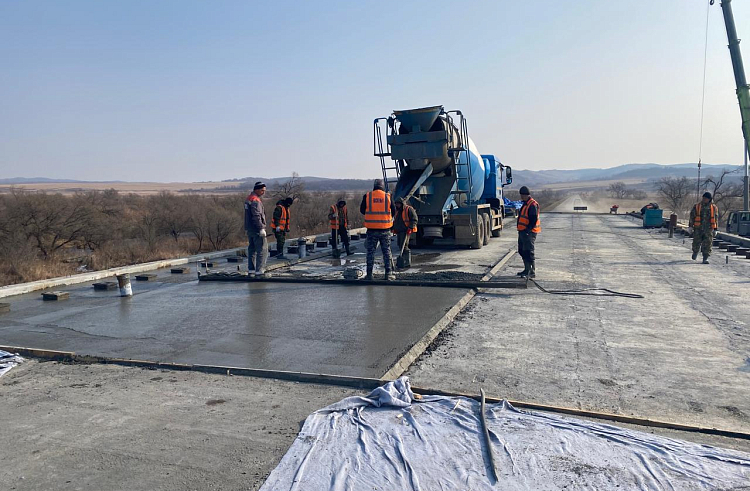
[393,205,418,233]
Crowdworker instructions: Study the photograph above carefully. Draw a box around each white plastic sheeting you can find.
[260,377,750,490]
[0,349,24,378]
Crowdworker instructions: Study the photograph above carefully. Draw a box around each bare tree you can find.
[7,189,91,258]
[272,172,305,202]
[703,169,743,221]
[656,176,692,216]
[607,182,628,199]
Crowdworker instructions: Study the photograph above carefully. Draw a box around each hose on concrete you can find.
[528,278,644,299]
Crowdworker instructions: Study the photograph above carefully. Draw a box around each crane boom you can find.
[717,0,750,209]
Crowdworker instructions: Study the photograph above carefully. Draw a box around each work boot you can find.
[702,255,709,264]
[691,251,698,261]
[528,261,536,279]
[516,260,529,277]
[346,245,352,256]
[386,272,396,281]
[365,268,373,281]
[255,268,266,278]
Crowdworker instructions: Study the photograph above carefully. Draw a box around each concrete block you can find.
[316,241,328,248]
[726,245,739,253]
[201,261,215,268]
[287,245,299,254]
[42,291,69,301]
[718,242,730,250]
[171,267,190,274]
[350,234,360,241]
[735,247,749,256]
[306,243,315,253]
[226,257,242,263]
[92,282,118,291]
[135,274,157,281]
[0,302,9,313]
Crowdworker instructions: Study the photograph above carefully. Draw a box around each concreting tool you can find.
[198,271,526,289]
[480,388,498,482]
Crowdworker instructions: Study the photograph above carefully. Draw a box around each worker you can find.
[516,186,541,278]
[329,200,351,256]
[360,179,395,281]
[393,197,418,267]
[272,197,293,260]
[244,181,268,276]
[689,192,719,264]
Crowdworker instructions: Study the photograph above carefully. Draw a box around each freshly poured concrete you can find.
[0,237,516,377]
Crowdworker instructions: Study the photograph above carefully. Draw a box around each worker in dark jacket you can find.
[329,200,351,256]
[244,182,268,276]
[689,192,718,264]
[516,186,541,278]
[360,179,395,280]
[393,197,418,267]
[272,197,293,260]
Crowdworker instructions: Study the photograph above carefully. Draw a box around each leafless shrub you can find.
[656,176,692,217]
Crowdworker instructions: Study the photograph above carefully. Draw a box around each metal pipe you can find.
[745,141,749,211]
[198,273,527,289]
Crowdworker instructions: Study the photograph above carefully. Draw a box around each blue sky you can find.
[1,0,749,182]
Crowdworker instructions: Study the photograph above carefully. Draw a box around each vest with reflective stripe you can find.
[693,202,717,229]
[402,206,417,233]
[364,190,393,229]
[330,205,348,229]
[329,205,339,229]
[271,205,289,231]
[517,198,541,233]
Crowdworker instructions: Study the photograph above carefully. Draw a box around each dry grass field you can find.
[0,181,239,195]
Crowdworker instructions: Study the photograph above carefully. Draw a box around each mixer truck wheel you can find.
[471,218,484,249]
[482,214,491,245]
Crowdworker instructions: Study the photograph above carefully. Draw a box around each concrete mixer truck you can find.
[373,105,512,248]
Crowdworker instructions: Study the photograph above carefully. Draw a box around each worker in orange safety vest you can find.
[689,192,718,264]
[516,186,541,278]
[328,200,351,256]
[360,179,395,280]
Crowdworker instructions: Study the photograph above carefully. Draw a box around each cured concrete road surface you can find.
[409,212,750,433]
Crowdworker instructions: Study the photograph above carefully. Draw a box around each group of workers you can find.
[244,179,541,279]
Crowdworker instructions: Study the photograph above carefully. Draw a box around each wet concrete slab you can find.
[0,265,471,378]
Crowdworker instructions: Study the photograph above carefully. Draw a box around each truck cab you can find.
[726,210,750,237]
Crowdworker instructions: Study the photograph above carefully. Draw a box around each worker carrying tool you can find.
[360,179,395,281]
[393,197,418,268]
[329,200,351,256]
[516,186,541,278]
[272,197,293,260]
[689,192,719,264]
[244,181,268,277]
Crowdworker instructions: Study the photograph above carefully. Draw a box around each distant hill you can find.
[0,177,88,184]
[223,176,375,192]
[509,163,742,189]
[5,163,743,193]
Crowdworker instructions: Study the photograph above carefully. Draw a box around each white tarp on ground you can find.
[260,377,750,490]
[0,349,25,378]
